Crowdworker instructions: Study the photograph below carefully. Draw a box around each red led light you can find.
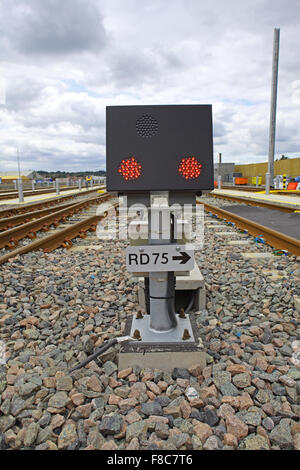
[178,156,202,180]
[118,157,142,181]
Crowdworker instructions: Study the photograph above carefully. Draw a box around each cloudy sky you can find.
[0,0,299,172]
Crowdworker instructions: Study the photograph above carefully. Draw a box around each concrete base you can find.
[228,240,251,245]
[118,350,207,373]
[137,263,206,312]
[242,252,275,264]
[118,314,206,372]
[216,231,247,236]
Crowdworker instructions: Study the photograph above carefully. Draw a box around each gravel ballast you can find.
[0,197,299,450]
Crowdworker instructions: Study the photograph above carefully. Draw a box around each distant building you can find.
[214,162,235,182]
[0,170,43,182]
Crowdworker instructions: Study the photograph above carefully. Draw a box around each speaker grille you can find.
[136,114,158,138]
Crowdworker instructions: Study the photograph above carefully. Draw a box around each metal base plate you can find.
[130,313,195,343]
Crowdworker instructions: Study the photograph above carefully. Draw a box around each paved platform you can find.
[0,186,103,206]
[212,189,300,210]
[221,205,300,240]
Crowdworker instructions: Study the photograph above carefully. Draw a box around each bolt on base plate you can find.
[130,313,195,343]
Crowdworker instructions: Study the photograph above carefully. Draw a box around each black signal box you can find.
[106,104,213,192]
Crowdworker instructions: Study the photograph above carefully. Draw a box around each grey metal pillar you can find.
[13,180,17,190]
[55,179,60,195]
[232,177,236,186]
[256,176,259,187]
[47,181,50,188]
[90,179,93,188]
[32,180,35,191]
[265,173,271,195]
[18,178,24,203]
[268,28,280,183]
[218,175,221,190]
[148,204,177,333]
[275,175,280,189]
[78,179,82,191]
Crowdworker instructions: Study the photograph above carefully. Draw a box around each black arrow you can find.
[172,251,191,264]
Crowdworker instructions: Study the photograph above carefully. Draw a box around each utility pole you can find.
[17,148,24,203]
[267,28,280,191]
[17,148,21,179]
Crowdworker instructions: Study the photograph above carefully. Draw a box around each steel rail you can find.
[0,193,111,250]
[0,202,118,265]
[0,185,82,200]
[198,201,300,256]
[210,192,298,213]
[0,186,105,219]
[219,185,264,192]
[0,201,78,231]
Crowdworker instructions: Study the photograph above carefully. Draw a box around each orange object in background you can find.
[235,177,248,185]
[214,181,218,188]
[287,182,298,190]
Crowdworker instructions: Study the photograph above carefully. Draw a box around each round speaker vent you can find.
[136,114,158,138]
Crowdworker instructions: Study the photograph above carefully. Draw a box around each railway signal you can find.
[106,105,213,192]
[106,104,213,370]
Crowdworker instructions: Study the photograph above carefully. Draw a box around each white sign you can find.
[126,244,194,272]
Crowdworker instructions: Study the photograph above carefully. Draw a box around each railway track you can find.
[220,185,263,192]
[211,192,299,213]
[0,185,82,201]
[0,192,116,265]
[1,191,299,264]
[197,199,300,257]
[0,186,104,219]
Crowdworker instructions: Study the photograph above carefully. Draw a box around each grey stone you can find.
[98,414,123,436]
[48,391,69,408]
[232,373,251,389]
[56,376,73,391]
[24,422,40,447]
[269,418,293,449]
[0,415,16,433]
[10,396,27,417]
[261,328,273,344]
[213,371,231,389]
[236,410,262,426]
[243,434,270,450]
[191,435,203,450]
[203,435,222,450]
[280,345,293,357]
[36,425,53,445]
[126,420,148,442]
[172,368,190,380]
[154,396,171,407]
[220,382,240,397]
[141,402,162,416]
[192,409,219,427]
[272,383,286,396]
[58,423,78,449]
[15,381,40,397]
[255,389,273,404]
[287,369,300,380]
[169,432,190,449]
[38,412,51,427]
[0,399,10,415]
[155,422,169,440]
[262,417,274,431]
[102,361,118,376]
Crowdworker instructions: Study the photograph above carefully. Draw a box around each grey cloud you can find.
[1,0,300,171]
[0,0,107,56]
[213,121,227,138]
[107,50,159,88]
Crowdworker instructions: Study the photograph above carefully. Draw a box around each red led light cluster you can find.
[118,157,142,180]
[178,157,202,180]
